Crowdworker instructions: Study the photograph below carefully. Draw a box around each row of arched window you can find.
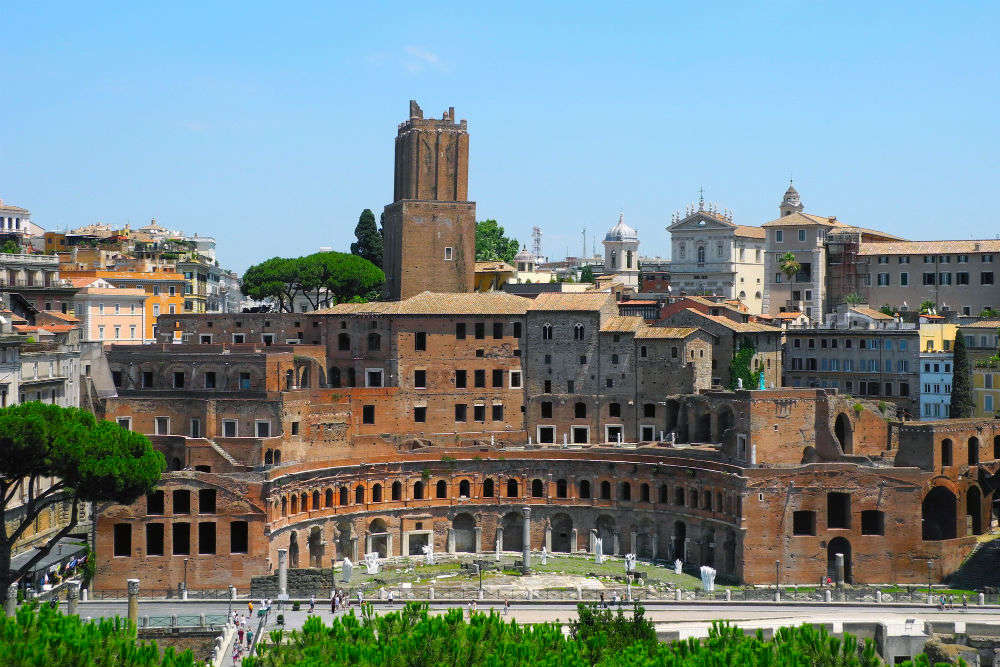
[940,435,1000,468]
[272,476,738,519]
[336,332,381,353]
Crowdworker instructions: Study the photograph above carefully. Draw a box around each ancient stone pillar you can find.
[544,524,552,552]
[473,527,482,553]
[5,582,16,617]
[612,532,619,556]
[495,527,503,552]
[522,507,531,568]
[630,531,637,554]
[351,537,359,562]
[67,581,80,615]
[570,528,578,553]
[387,533,394,557]
[589,528,598,554]
[277,548,289,600]
[834,553,845,587]
[126,579,139,628]
[447,529,456,554]
[652,532,659,560]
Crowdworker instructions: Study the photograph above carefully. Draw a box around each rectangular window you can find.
[513,321,522,338]
[172,522,191,555]
[492,403,504,421]
[473,404,486,422]
[492,369,503,387]
[900,272,909,286]
[230,521,249,554]
[199,489,216,514]
[566,379,574,393]
[414,406,426,422]
[827,492,851,529]
[415,332,427,351]
[362,405,375,424]
[155,416,170,435]
[923,272,936,285]
[256,420,271,437]
[223,420,237,437]
[792,510,816,536]
[544,379,551,393]
[173,489,191,514]
[474,322,485,339]
[982,272,995,285]
[454,404,467,422]
[957,272,969,285]
[798,229,806,242]
[147,490,165,514]
[204,371,216,389]
[444,247,453,260]
[117,416,132,430]
[474,369,486,388]
[861,510,885,535]
[173,371,185,388]
[146,523,164,556]
[541,401,552,418]
[190,418,201,438]
[493,322,503,339]
[113,523,132,556]
[986,395,994,412]
[775,230,783,243]
[455,370,467,388]
[198,522,216,554]
[414,370,426,388]
[510,371,522,388]
[455,323,466,340]
[366,369,383,387]
[877,273,890,286]
[239,372,251,390]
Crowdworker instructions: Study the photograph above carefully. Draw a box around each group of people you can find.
[230,606,256,664]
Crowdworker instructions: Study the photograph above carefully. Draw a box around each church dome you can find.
[604,213,638,242]
[513,245,534,262]
[782,182,801,207]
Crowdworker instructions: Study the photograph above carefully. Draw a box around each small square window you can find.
[362,405,375,424]
[444,247,453,260]
[414,406,426,422]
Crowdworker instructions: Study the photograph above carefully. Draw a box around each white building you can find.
[667,196,766,313]
[920,350,953,420]
[602,213,639,288]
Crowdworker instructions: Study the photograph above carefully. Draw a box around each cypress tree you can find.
[950,334,974,418]
[350,209,383,268]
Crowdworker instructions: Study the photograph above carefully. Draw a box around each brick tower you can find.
[382,100,476,300]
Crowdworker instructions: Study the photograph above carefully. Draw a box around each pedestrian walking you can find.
[248,600,253,616]
[504,598,510,615]
[246,629,254,648]
[309,595,315,614]
[358,590,364,606]
[466,601,472,618]
[238,627,245,646]
[388,589,394,606]
[471,600,477,615]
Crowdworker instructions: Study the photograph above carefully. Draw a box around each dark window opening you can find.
[146,523,164,556]
[172,522,191,555]
[198,522,216,554]
[827,492,851,529]
[173,490,191,514]
[792,510,816,535]
[113,523,132,557]
[147,491,165,515]
[600,481,611,499]
[198,489,216,514]
[230,521,249,554]
[861,510,885,535]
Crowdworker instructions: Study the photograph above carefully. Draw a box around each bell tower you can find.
[382,100,476,300]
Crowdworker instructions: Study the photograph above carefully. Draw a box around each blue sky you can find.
[1,2,998,272]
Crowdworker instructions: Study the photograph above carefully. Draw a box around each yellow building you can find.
[973,365,1000,418]
[60,269,186,340]
[918,322,958,353]
[473,261,515,292]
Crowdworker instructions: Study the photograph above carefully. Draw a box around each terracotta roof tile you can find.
[733,225,765,239]
[320,291,530,316]
[961,320,1000,329]
[850,306,894,321]
[635,326,698,339]
[677,308,781,333]
[40,310,80,322]
[858,240,1000,255]
[527,292,613,312]
[600,316,645,333]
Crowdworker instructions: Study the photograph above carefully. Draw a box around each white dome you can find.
[604,213,637,242]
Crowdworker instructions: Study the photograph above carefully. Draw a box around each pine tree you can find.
[950,334,974,418]
[350,209,383,268]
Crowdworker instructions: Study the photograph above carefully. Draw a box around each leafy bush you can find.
[853,402,864,416]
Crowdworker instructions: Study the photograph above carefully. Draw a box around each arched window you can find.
[355,485,365,504]
[367,333,381,352]
[575,402,587,418]
[640,483,650,502]
[531,479,544,497]
[291,495,298,514]
[659,484,669,504]
[273,450,281,464]
[573,324,585,340]
[626,250,633,269]
[556,479,567,498]
[391,481,402,501]
[969,437,980,466]
[338,333,350,351]
[264,449,273,465]
[697,246,705,263]
[436,480,447,498]
[620,482,631,501]
[372,484,383,502]
[579,480,591,499]
[507,479,518,498]
[300,493,307,511]
[600,481,611,500]
[941,439,953,467]
[339,486,348,505]
[325,488,334,507]
[459,480,471,497]
[281,497,287,516]
[483,479,495,497]
[702,490,712,510]
[312,490,320,509]
[414,481,424,500]
[542,324,553,340]
[675,487,685,505]
[610,250,616,267]
[329,367,341,388]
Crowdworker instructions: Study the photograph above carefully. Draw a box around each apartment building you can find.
[70,278,147,345]
[918,323,957,420]
[859,241,1000,317]
[60,269,185,340]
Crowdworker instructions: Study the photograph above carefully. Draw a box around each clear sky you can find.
[2,2,998,272]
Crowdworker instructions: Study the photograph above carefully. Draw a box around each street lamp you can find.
[228,585,236,617]
[183,558,189,598]
[775,560,780,595]
[927,559,933,603]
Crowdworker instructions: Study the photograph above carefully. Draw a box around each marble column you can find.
[447,529,456,554]
[522,507,531,568]
[5,582,16,617]
[387,534,394,557]
[126,579,140,627]
[834,553,845,586]
[277,549,288,600]
[350,537,359,562]
[67,581,80,615]
[589,528,598,553]
[544,524,552,552]
[570,528,578,553]
[612,532,619,556]
[652,532,659,560]
[473,527,482,553]
[630,531,637,554]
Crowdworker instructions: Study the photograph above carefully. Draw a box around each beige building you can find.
[667,198,766,313]
[859,240,1000,317]
[70,278,147,345]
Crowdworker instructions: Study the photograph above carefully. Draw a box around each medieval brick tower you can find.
[382,100,476,300]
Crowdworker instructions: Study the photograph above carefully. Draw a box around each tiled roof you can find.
[320,291,531,316]
[960,320,1000,329]
[769,311,805,320]
[762,212,840,227]
[676,308,781,333]
[850,306,894,321]
[68,277,100,288]
[527,292,613,312]
[858,239,1000,255]
[40,310,80,322]
[600,316,645,333]
[474,261,514,273]
[733,225,766,239]
[619,300,658,305]
[636,326,698,339]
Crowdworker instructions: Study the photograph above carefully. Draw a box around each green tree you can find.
[844,292,863,305]
[950,335,974,418]
[980,307,999,318]
[475,219,519,263]
[919,299,936,315]
[729,337,763,390]
[241,252,384,312]
[350,209,383,268]
[0,240,20,254]
[580,265,595,283]
[778,252,800,282]
[879,304,895,316]
[0,404,163,610]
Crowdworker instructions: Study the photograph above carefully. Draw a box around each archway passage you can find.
[967,486,984,536]
[596,515,616,554]
[835,413,853,454]
[308,526,323,567]
[827,537,852,583]
[673,521,687,561]
[501,512,524,551]
[718,407,735,441]
[288,531,300,568]
[453,513,476,553]
[695,413,712,442]
[551,514,573,553]
[368,519,389,558]
[922,486,957,540]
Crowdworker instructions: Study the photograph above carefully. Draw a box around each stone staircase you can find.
[206,440,242,469]
[947,537,1000,590]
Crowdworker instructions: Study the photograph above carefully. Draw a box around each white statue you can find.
[342,557,353,582]
[594,537,604,565]
[737,377,744,390]
[674,559,682,575]
[495,536,501,561]
[365,552,381,575]
[624,553,636,573]
[540,546,548,565]
[421,543,434,565]
[700,565,716,592]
